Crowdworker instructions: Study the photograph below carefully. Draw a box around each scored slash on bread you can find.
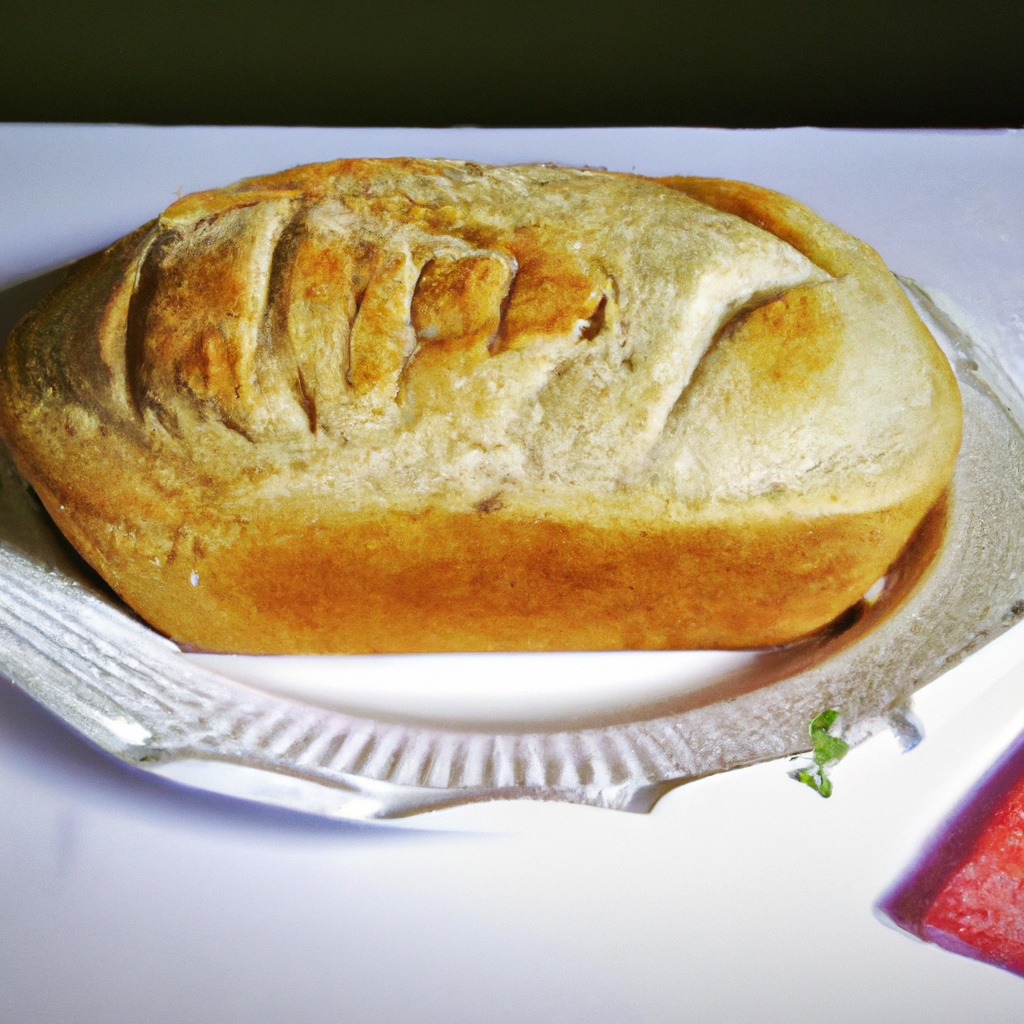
[0,159,961,654]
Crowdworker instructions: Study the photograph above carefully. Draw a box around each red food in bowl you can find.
[879,732,1024,976]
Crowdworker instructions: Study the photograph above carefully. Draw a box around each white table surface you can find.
[2,124,1023,1023]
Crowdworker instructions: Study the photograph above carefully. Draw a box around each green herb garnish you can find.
[788,709,850,798]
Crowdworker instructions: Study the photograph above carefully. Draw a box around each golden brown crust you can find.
[49,498,934,656]
[0,159,962,653]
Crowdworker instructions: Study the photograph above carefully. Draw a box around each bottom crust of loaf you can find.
[29,475,946,655]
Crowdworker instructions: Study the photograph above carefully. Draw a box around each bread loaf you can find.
[0,158,961,654]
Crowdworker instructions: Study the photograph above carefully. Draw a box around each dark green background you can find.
[2,0,1021,127]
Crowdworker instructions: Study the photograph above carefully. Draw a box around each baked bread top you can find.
[0,159,962,653]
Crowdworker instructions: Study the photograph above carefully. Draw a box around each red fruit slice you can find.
[878,731,1024,977]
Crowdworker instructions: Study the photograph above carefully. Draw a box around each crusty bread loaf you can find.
[0,158,961,654]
